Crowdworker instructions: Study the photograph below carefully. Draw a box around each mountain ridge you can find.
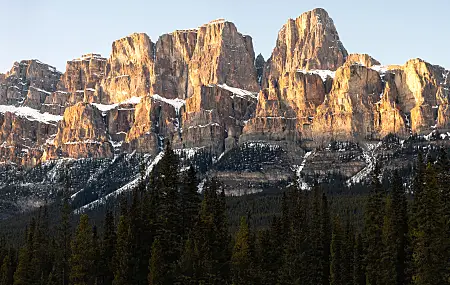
[0,7,449,217]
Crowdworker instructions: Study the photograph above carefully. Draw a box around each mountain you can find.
[0,8,449,218]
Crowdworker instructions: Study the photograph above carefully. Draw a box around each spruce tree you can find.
[113,215,132,285]
[14,220,36,285]
[353,234,366,285]
[152,141,182,282]
[100,211,116,285]
[148,239,164,285]
[387,170,409,285]
[412,163,447,285]
[381,195,396,285]
[231,217,253,285]
[321,193,332,285]
[69,214,95,285]
[190,179,230,284]
[279,184,310,284]
[364,162,385,285]
[13,247,30,285]
[331,215,344,285]
[180,166,200,239]
[178,237,197,284]
[1,253,14,285]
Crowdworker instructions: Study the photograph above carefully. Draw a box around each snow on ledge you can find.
[0,105,63,123]
[91,96,143,113]
[297,69,336,82]
[216,84,258,99]
[151,94,185,115]
[370,65,389,74]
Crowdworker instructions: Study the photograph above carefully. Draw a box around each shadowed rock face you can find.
[0,8,449,169]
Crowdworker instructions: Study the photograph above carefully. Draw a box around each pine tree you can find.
[70,214,95,285]
[364,162,385,285]
[148,239,164,285]
[29,206,52,285]
[231,217,253,285]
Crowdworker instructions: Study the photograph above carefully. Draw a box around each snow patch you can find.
[75,151,165,213]
[295,151,313,190]
[346,142,381,186]
[297,69,335,82]
[216,84,258,99]
[371,65,389,74]
[29,86,52,95]
[91,96,143,113]
[0,105,63,124]
[151,94,185,115]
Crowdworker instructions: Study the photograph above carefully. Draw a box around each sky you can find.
[1,0,449,73]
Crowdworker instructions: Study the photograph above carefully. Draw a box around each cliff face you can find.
[263,8,348,88]
[0,8,448,174]
[101,33,156,103]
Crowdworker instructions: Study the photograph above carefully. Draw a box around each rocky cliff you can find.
[0,8,449,216]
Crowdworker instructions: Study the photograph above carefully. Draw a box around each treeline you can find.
[0,145,449,285]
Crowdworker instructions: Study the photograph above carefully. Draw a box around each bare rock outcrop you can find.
[183,84,257,153]
[263,8,348,87]
[0,60,61,107]
[153,30,198,99]
[345,53,381,67]
[0,111,58,165]
[44,103,113,160]
[101,33,156,103]
[60,54,108,104]
[188,20,259,97]
[312,64,383,142]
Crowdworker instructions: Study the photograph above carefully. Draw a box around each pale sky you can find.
[1,0,449,73]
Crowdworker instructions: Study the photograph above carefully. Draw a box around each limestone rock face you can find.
[183,85,257,153]
[0,112,58,165]
[264,8,348,87]
[0,60,61,107]
[60,54,108,104]
[242,71,326,142]
[45,103,113,159]
[187,20,259,97]
[101,33,156,103]
[345,53,380,67]
[1,9,450,172]
[153,30,198,99]
[386,59,450,134]
[312,64,383,142]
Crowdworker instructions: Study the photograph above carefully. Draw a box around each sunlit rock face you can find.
[0,8,449,168]
[263,8,348,88]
